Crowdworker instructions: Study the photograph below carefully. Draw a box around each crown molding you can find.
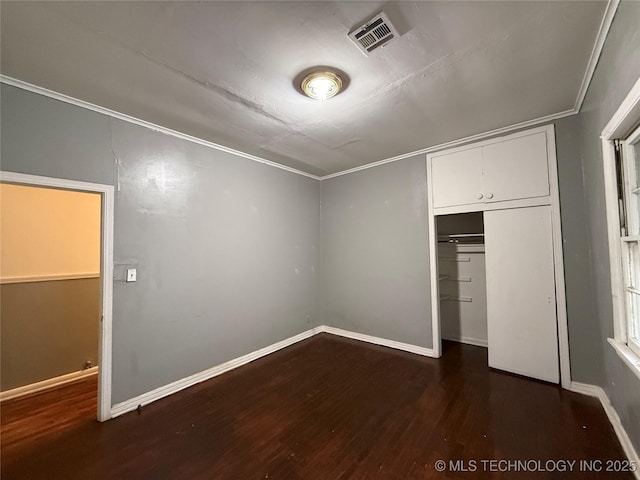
[2,73,575,183]
[0,75,321,181]
[1,0,617,183]
[319,0,619,180]
[573,0,620,113]
[319,109,576,180]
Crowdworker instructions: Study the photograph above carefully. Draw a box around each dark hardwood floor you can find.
[1,374,97,458]
[1,335,633,479]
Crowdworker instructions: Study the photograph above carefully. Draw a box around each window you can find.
[617,125,640,358]
[602,76,640,379]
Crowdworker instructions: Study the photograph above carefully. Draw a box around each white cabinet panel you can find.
[481,131,550,203]
[431,147,483,209]
[428,128,552,215]
[484,206,559,383]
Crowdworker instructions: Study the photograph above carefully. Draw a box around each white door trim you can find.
[546,125,572,389]
[0,171,114,421]
[427,172,442,358]
[426,124,571,388]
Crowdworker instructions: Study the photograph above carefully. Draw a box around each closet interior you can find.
[427,125,566,385]
[437,212,487,349]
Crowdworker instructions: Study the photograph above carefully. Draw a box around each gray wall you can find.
[320,117,588,354]
[3,2,639,450]
[1,278,100,391]
[574,0,640,452]
[321,156,432,348]
[320,1,640,453]
[553,114,601,385]
[1,84,321,404]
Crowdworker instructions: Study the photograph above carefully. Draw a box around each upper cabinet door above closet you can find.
[431,147,483,209]
[481,131,550,203]
[429,126,553,213]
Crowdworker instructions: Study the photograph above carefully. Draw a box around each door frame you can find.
[0,171,114,421]
[425,124,572,388]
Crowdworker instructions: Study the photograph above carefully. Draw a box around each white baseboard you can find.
[442,335,488,348]
[110,326,323,418]
[570,381,640,479]
[111,325,434,418]
[0,366,98,402]
[107,328,638,478]
[320,326,435,357]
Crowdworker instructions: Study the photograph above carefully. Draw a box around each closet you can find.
[437,213,487,348]
[427,125,567,385]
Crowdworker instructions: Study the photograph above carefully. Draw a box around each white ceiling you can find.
[1,1,607,176]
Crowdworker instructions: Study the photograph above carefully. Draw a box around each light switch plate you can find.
[126,268,137,282]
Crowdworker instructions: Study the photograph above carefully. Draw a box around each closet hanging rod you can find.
[438,233,484,240]
[438,233,484,243]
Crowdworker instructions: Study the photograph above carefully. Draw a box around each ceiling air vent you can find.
[348,12,399,56]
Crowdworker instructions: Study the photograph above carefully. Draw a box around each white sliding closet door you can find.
[484,206,559,383]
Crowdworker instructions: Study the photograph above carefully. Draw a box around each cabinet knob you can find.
[475,193,484,200]
[486,192,494,199]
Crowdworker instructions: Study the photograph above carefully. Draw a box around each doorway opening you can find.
[431,205,564,384]
[436,212,487,355]
[0,172,114,421]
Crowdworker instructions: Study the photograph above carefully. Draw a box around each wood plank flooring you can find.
[1,335,633,479]
[1,374,97,458]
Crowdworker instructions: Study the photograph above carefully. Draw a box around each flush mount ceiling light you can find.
[300,71,343,100]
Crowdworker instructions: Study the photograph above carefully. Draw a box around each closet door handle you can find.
[475,193,484,200]
[486,192,494,199]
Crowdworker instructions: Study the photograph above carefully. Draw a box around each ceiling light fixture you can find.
[301,71,343,101]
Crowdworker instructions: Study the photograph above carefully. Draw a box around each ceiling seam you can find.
[0,75,322,181]
[0,3,618,182]
[2,0,617,188]
[0,75,579,182]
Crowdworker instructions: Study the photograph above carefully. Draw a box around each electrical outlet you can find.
[126,268,137,282]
